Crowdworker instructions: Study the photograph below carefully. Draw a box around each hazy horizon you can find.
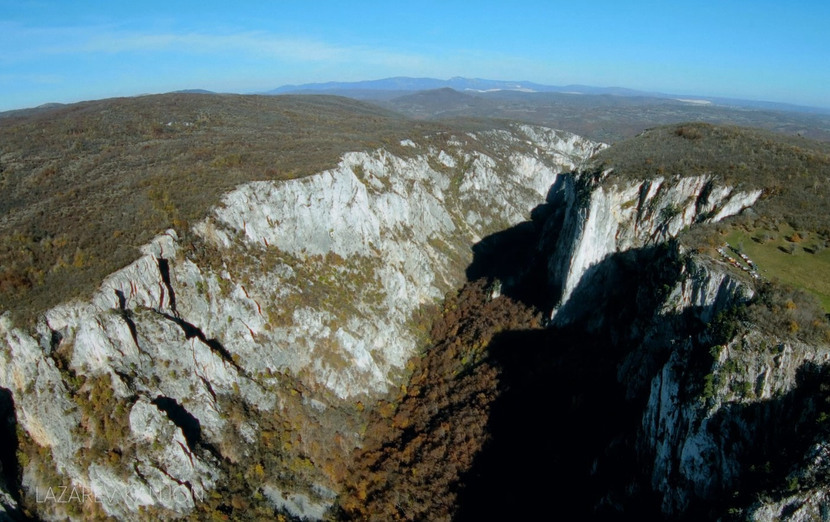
[2,1,829,112]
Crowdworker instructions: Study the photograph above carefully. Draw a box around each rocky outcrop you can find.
[749,485,830,521]
[4,117,826,520]
[607,245,830,518]
[191,126,601,400]
[528,163,830,517]
[0,124,602,519]
[542,170,761,325]
[641,327,830,515]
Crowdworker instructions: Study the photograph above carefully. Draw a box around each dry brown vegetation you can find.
[594,123,830,235]
[710,281,830,347]
[596,122,830,319]
[0,93,491,321]
[380,90,830,144]
[595,123,830,193]
[337,280,540,521]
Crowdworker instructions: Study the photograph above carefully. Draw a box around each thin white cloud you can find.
[0,21,428,69]
[0,72,63,85]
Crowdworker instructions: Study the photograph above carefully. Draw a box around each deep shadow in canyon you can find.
[453,212,830,520]
[453,325,661,520]
[456,226,683,519]
[0,387,35,521]
[465,180,568,312]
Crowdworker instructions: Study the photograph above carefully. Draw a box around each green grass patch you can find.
[726,226,830,312]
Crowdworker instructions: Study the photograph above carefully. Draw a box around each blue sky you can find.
[1,1,829,111]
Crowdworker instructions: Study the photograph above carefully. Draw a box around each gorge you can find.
[1,96,829,520]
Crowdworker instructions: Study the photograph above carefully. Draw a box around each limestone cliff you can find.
[541,168,761,325]
[523,160,830,518]
[0,124,603,520]
[3,118,829,520]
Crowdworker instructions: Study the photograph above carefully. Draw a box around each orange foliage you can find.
[338,280,539,520]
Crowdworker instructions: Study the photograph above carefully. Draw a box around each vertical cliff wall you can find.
[0,125,604,520]
[4,119,828,520]
[541,169,761,325]
[524,163,830,518]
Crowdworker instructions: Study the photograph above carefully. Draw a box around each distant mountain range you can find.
[266,76,830,115]
[266,76,658,98]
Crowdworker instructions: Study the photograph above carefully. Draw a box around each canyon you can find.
[1,104,829,520]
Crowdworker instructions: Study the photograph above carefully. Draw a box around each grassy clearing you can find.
[593,122,830,316]
[726,226,830,312]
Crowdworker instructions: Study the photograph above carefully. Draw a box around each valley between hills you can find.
[1,93,830,520]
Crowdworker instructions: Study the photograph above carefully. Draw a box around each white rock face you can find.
[531,161,830,515]
[0,124,602,519]
[546,171,762,324]
[642,325,830,514]
[263,484,334,521]
[661,254,754,324]
[193,128,599,399]
[750,488,830,522]
[624,252,830,514]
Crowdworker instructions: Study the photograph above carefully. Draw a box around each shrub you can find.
[675,125,703,140]
[338,280,540,520]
